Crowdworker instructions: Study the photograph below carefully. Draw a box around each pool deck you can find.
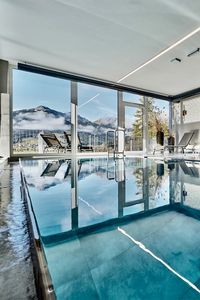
[0,157,8,172]
[0,162,37,300]
[10,150,200,163]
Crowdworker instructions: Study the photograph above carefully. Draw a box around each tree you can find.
[132,98,169,139]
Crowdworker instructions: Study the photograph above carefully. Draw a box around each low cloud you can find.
[13,111,69,130]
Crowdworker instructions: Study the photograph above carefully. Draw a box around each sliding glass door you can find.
[124,105,143,151]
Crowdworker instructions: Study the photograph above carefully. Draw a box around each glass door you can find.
[124,105,143,151]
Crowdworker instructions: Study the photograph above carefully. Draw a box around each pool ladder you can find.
[107,128,125,159]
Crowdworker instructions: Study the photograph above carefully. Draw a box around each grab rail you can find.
[107,128,125,158]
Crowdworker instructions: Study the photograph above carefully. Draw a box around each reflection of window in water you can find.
[148,163,169,208]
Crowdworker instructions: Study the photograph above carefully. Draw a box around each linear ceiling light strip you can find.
[118,26,200,83]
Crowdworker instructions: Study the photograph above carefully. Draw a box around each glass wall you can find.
[147,97,169,151]
[78,83,117,152]
[12,69,171,156]
[12,70,70,154]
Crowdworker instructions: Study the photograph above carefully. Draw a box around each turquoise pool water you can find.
[21,157,200,300]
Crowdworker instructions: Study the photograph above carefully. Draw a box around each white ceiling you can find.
[1,0,200,96]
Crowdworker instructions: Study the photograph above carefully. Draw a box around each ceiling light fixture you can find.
[187,47,200,57]
[170,58,181,63]
[117,26,200,83]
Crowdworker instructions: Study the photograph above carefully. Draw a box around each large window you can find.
[78,83,117,152]
[13,70,70,154]
[12,68,171,156]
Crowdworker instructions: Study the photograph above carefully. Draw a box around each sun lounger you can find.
[40,133,68,153]
[184,130,199,153]
[164,131,194,153]
[64,131,93,152]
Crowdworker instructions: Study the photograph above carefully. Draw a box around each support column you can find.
[169,101,173,135]
[0,60,10,158]
[71,81,78,156]
[0,60,9,95]
[117,91,125,156]
[117,92,125,213]
[117,91,124,128]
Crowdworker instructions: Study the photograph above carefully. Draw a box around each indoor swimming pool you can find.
[20,157,200,300]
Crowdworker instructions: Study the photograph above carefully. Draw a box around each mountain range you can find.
[13,105,118,133]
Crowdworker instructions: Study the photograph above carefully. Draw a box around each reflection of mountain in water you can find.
[23,159,110,191]
[23,158,147,191]
[13,105,117,134]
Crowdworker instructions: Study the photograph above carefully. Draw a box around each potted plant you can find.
[155,116,164,146]
[167,133,175,153]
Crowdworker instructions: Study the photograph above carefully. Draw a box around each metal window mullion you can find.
[169,101,173,135]
[71,81,78,156]
[123,101,144,108]
[117,91,124,128]
[143,96,149,154]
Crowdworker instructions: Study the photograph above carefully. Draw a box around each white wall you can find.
[175,96,200,144]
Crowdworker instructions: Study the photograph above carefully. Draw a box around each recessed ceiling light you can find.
[170,58,181,63]
[117,26,200,83]
[187,47,200,57]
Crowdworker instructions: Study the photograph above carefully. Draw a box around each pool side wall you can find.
[20,168,56,300]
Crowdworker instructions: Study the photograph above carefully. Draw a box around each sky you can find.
[13,69,168,124]
[13,70,118,122]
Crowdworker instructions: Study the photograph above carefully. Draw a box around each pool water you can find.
[21,157,200,300]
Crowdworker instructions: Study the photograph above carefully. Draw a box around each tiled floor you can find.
[44,211,200,300]
[0,163,37,300]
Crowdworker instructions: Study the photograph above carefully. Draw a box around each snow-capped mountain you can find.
[94,117,117,128]
[13,105,117,133]
[13,106,70,130]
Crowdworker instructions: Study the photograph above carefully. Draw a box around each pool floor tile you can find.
[43,211,200,300]
[120,212,200,287]
[79,226,133,270]
[91,244,199,300]
[56,271,99,300]
[44,236,91,288]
